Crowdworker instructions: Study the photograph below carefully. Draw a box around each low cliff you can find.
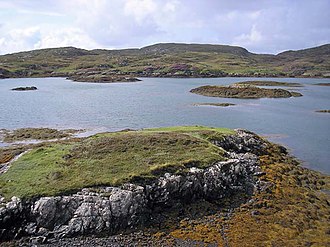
[0,128,329,246]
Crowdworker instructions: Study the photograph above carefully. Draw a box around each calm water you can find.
[0,77,329,173]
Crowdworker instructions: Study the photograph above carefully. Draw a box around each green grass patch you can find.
[0,127,231,199]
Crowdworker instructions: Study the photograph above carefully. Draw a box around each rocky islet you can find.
[190,85,303,99]
[11,86,37,91]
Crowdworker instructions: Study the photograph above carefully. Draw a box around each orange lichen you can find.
[166,144,330,246]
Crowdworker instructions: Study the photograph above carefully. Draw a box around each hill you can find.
[0,43,329,80]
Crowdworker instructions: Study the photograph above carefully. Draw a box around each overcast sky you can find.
[0,0,329,55]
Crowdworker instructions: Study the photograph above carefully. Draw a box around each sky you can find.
[0,0,329,55]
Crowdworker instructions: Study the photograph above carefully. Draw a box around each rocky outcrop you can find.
[0,68,12,79]
[67,69,141,83]
[315,109,330,113]
[11,86,38,91]
[0,130,270,241]
[190,85,303,99]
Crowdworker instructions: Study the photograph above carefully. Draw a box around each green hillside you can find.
[0,43,329,80]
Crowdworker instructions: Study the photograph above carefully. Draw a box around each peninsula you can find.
[0,126,329,246]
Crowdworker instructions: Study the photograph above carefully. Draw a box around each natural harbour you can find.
[0,43,329,246]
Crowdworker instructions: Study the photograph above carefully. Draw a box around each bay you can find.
[0,77,329,173]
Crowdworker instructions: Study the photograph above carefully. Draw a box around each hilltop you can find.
[0,43,329,80]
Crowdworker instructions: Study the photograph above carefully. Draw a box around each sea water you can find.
[0,77,329,173]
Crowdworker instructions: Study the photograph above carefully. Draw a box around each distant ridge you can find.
[0,43,329,79]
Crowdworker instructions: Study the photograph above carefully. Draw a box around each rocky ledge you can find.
[0,130,267,242]
[190,85,302,99]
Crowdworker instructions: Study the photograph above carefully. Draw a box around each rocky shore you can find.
[0,128,329,246]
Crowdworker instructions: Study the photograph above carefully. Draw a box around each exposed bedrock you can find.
[0,130,272,241]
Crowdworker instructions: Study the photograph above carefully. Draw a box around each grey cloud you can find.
[0,0,329,54]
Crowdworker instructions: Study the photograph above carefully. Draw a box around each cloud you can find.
[0,26,41,54]
[34,28,99,50]
[233,25,263,47]
[0,0,329,54]
[124,0,157,24]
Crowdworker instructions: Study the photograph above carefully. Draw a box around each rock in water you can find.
[11,86,38,91]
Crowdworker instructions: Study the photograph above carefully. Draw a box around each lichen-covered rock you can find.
[212,129,272,155]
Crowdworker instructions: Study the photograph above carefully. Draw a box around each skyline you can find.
[0,0,329,55]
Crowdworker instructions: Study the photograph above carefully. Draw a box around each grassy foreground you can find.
[0,126,232,199]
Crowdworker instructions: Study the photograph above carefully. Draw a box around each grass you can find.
[0,127,231,199]
[3,128,77,142]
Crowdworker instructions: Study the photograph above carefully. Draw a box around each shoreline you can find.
[0,127,329,246]
[1,74,330,80]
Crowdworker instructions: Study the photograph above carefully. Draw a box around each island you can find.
[0,126,328,246]
[68,73,141,83]
[314,83,330,86]
[233,80,303,87]
[193,103,236,107]
[190,85,303,99]
[11,86,37,91]
[315,109,330,113]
